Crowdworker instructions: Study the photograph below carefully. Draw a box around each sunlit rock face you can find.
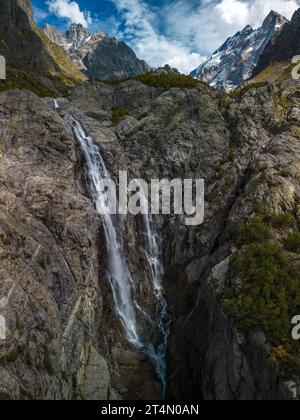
[43,23,151,80]
[0,0,85,86]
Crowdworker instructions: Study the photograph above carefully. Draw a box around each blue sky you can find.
[32,0,300,73]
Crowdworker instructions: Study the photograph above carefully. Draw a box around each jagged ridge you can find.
[43,23,151,80]
[191,11,287,92]
[253,8,300,78]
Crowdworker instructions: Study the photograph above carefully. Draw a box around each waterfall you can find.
[73,120,141,348]
[134,181,170,397]
[71,118,169,396]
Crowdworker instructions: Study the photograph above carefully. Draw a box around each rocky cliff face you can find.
[0,89,162,400]
[0,0,300,401]
[191,11,287,92]
[0,74,300,399]
[0,0,85,93]
[43,23,151,80]
[253,9,300,78]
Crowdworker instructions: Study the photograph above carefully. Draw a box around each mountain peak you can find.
[0,0,85,88]
[43,21,151,80]
[291,7,300,22]
[253,7,300,78]
[67,23,88,35]
[66,23,89,48]
[243,25,253,32]
[191,9,288,91]
[262,10,288,29]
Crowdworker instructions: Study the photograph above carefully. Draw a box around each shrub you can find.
[266,212,295,229]
[38,258,48,271]
[236,219,271,245]
[223,243,300,368]
[112,107,128,125]
[134,73,199,89]
[104,72,200,90]
[284,232,300,254]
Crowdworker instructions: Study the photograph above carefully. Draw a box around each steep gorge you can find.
[0,0,300,401]
[1,75,300,399]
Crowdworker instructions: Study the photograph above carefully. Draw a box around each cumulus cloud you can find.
[46,0,92,27]
[44,0,300,73]
[112,0,206,73]
[33,6,49,22]
[165,0,300,55]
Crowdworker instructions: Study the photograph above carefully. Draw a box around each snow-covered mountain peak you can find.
[190,11,288,91]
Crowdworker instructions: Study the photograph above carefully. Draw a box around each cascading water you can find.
[70,117,169,397]
[135,181,170,397]
[73,120,141,347]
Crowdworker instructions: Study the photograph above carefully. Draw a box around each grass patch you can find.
[0,71,56,98]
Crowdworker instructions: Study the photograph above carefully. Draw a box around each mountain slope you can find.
[0,0,86,94]
[191,11,287,91]
[43,23,151,80]
[253,8,300,80]
[1,76,300,400]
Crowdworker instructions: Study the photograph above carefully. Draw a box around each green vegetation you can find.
[216,164,224,179]
[224,211,300,371]
[105,72,200,90]
[284,232,300,254]
[55,184,67,191]
[273,90,289,114]
[0,71,56,98]
[112,106,129,125]
[38,258,48,271]
[134,73,199,89]
[0,233,11,246]
[229,82,269,98]
[241,105,253,116]
[0,346,25,365]
[266,212,295,229]
[236,218,271,245]
[224,243,300,343]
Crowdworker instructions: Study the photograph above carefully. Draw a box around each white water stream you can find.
[71,117,169,396]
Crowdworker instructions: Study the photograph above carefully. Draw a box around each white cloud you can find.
[165,0,300,56]
[46,0,92,27]
[112,0,206,73]
[33,6,49,22]
[44,0,300,73]
[215,0,249,25]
